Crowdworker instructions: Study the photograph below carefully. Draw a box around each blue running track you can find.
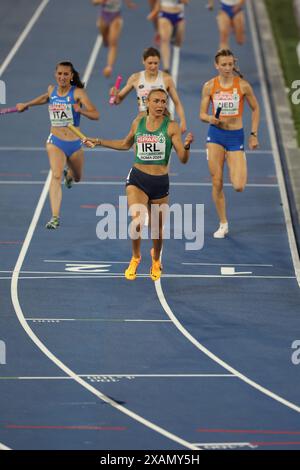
[0,0,300,450]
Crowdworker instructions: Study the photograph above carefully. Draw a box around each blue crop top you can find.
[48,85,81,127]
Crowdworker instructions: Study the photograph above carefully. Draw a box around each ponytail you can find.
[56,61,85,88]
[233,59,244,79]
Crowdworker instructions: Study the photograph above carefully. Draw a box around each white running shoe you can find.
[213,222,229,239]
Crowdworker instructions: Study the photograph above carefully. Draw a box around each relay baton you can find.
[67,123,95,148]
[215,105,222,119]
[0,106,19,115]
[109,75,122,105]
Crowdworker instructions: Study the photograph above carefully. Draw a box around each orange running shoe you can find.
[150,248,162,281]
[125,255,141,280]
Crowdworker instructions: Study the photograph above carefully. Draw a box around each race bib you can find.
[138,90,148,112]
[103,0,121,13]
[49,103,74,127]
[136,134,166,162]
[214,89,240,117]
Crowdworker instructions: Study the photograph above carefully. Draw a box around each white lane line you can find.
[25,318,172,323]
[0,0,49,78]
[1,271,113,275]
[10,42,199,454]
[83,35,103,83]
[7,274,296,280]
[0,374,235,380]
[171,183,278,187]
[1,270,292,278]
[192,442,257,450]
[154,280,300,413]
[0,181,46,184]
[171,46,180,88]
[0,181,279,187]
[247,1,300,287]
[0,147,88,151]
[44,260,275,266]
[46,260,274,267]
[0,147,47,151]
[119,319,170,322]
[182,263,274,267]
[0,147,274,154]
[44,260,129,264]
[169,46,180,117]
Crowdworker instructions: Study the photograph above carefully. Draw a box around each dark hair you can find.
[56,61,84,88]
[214,49,244,78]
[143,47,161,61]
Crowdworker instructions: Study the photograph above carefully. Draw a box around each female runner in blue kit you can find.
[17,61,99,229]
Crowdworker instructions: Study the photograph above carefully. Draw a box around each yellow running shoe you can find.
[150,248,162,281]
[125,256,141,280]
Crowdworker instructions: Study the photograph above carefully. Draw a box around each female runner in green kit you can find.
[84,88,193,281]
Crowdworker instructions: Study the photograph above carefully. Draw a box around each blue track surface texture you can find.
[0,0,299,451]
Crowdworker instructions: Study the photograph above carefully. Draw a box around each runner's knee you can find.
[212,176,223,192]
[232,182,245,192]
[51,171,63,181]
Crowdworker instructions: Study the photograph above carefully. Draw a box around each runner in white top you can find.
[148,0,189,73]
[110,47,186,133]
[207,0,246,50]
[136,70,167,112]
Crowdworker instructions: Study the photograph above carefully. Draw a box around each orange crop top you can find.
[210,76,244,118]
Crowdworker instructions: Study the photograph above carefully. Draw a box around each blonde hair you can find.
[146,88,169,117]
